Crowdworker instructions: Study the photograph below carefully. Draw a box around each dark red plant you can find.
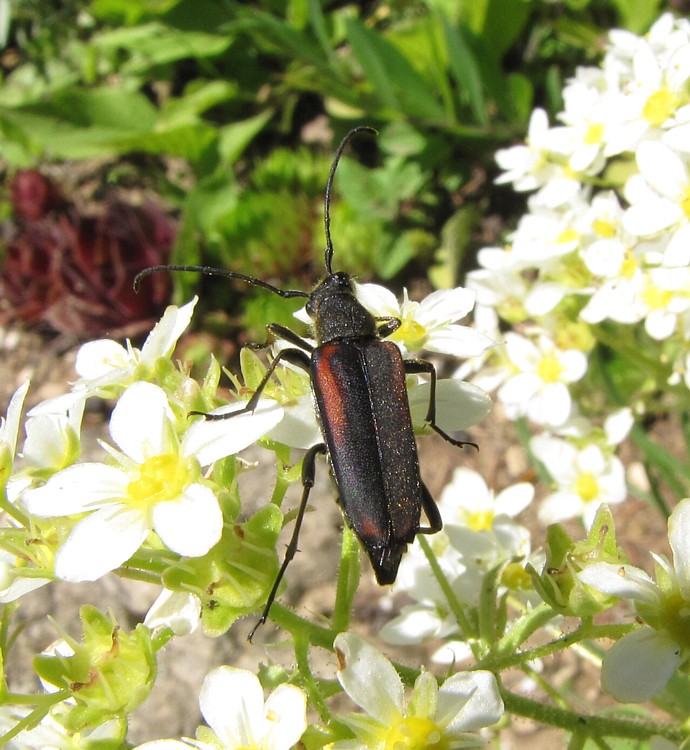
[0,171,174,337]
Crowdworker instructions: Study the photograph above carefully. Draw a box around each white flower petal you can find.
[355,283,401,316]
[538,490,583,524]
[668,498,690,598]
[623,199,683,236]
[152,484,222,557]
[145,590,201,636]
[262,684,307,750]
[55,505,149,582]
[140,297,198,364]
[110,382,172,461]
[424,325,494,358]
[409,380,492,434]
[494,482,534,517]
[437,671,504,732]
[199,667,264,746]
[334,633,404,724]
[266,394,322,449]
[379,606,443,645]
[183,399,284,466]
[22,464,128,517]
[601,628,681,702]
[418,287,476,324]
[578,562,659,603]
[75,340,129,379]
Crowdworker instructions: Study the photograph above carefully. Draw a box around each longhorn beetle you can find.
[135,127,476,640]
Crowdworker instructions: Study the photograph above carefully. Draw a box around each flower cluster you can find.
[379,469,539,661]
[467,12,690,525]
[0,280,495,746]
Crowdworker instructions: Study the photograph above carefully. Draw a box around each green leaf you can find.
[440,15,488,126]
[160,80,238,128]
[609,0,663,33]
[217,110,275,166]
[345,18,446,121]
[0,87,158,159]
[93,22,233,74]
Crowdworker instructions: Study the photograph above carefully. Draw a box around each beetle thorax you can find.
[308,272,377,344]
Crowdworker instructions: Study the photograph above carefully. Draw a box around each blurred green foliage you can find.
[0,0,668,330]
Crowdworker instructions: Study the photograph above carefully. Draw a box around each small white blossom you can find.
[532,435,627,526]
[0,378,30,485]
[133,666,307,750]
[74,297,197,393]
[497,333,587,427]
[22,382,283,582]
[333,633,503,749]
[354,283,494,358]
[579,498,690,702]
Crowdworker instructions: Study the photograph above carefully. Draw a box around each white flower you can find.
[437,467,534,531]
[74,297,197,393]
[532,435,626,526]
[497,333,587,427]
[578,498,690,702]
[133,666,307,750]
[22,382,283,582]
[495,108,558,192]
[0,378,30,485]
[20,390,86,473]
[333,633,503,749]
[623,142,690,241]
[354,283,494,358]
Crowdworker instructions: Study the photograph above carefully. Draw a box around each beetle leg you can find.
[375,316,401,338]
[248,323,315,353]
[248,442,328,642]
[404,358,478,450]
[417,481,443,534]
[191,347,311,421]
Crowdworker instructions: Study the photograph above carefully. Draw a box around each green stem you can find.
[268,603,336,650]
[0,489,28,528]
[332,525,360,634]
[294,635,333,724]
[491,601,556,660]
[478,622,633,672]
[418,536,478,653]
[502,688,685,743]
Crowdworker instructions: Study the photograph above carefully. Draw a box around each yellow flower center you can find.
[536,353,564,384]
[680,186,690,220]
[643,88,677,126]
[593,218,616,238]
[640,284,673,311]
[556,228,579,246]
[575,472,599,503]
[584,122,604,145]
[466,509,494,531]
[126,454,189,508]
[389,316,427,349]
[621,251,638,280]
[385,717,448,750]
[502,562,532,590]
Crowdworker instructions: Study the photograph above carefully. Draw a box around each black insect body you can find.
[135,127,475,639]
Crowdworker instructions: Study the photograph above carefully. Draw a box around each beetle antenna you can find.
[323,126,378,275]
[133,265,309,299]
